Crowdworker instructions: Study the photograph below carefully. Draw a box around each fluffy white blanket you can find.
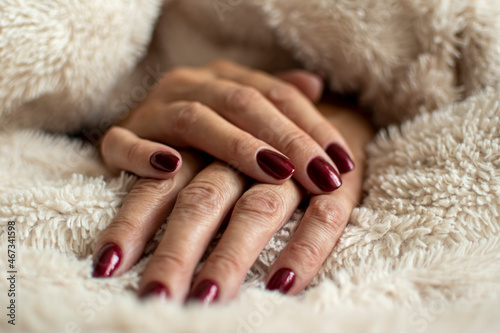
[1,1,500,332]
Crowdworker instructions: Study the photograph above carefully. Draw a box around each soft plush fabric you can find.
[1,1,500,332]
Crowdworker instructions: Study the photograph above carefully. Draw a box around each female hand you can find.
[100,60,355,195]
[91,101,374,304]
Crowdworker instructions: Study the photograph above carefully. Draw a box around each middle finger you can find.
[188,179,303,304]
[137,161,247,302]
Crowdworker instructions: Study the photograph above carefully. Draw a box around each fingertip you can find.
[101,126,183,180]
[325,143,355,174]
[91,242,123,278]
[150,151,182,178]
[256,149,295,181]
[266,268,296,294]
[306,157,342,194]
[138,281,171,300]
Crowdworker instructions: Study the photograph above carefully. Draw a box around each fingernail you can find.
[307,157,342,192]
[257,149,295,180]
[188,280,219,305]
[92,243,122,278]
[150,152,180,173]
[326,143,355,174]
[266,268,296,293]
[139,281,170,300]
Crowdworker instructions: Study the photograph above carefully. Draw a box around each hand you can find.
[100,60,356,195]
[91,101,374,304]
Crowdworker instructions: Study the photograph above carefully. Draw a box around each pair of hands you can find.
[91,60,373,304]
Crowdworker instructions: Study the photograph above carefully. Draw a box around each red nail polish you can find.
[139,281,170,300]
[326,144,355,174]
[257,149,295,180]
[307,157,342,192]
[189,280,219,305]
[266,268,295,293]
[92,243,122,278]
[150,152,180,173]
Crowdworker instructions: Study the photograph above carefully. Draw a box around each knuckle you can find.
[130,178,178,199]
[225,132,251,158]
[236,188,285,219]
[309,198,348,231]
[104,218,144,244]
[176,180,225,214]
[224,86,263,113]
[279,130,311,154]
[171,102,205,134]
[267,83,300,108]
[287,239,324,271]
[206,250,245,275]
[149,249,188,273]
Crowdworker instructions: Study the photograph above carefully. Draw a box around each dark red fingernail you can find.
[92,243,122,278]
[150,152,180,173]
[326,143,355,174]
[257,149,295,180]
[139,281,170,300]
[188,280,219,305]
[307,157,342,192]
[266,268,295,293]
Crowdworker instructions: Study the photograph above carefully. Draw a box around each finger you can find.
[208,60,355,175]
[180,79,342,194]
[188,180,303,304]
[138,162,247,302]
[91,151,205,279]
[276,70,324,103]
[101,126,182,179]
[142,101,296,184]
[264,169,360,295]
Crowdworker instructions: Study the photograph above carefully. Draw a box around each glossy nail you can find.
[257,149,295,180]
[307,157,342,192]
[326,143,355,174]
[139,281,170,300]
[150,152,180,173]
[188,280,219,305]
[266,268,296,293]
[92,243,122,278]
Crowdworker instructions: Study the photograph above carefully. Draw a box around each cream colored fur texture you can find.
[1,1,500,332]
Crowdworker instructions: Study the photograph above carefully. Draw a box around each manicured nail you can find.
[266,268,295,293]
[150,152,180,173]
[326,143,355,174]
[307,157,342,192]
[139,281,170,300]
[188,280,219,305]
[92,243,122,278]
[257,149,295,180]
